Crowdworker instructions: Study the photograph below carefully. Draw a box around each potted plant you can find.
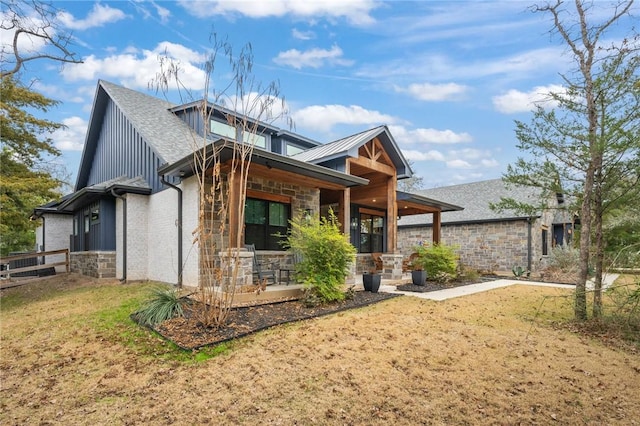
[411,243,459,285]
[410,246,429,285]
[362,268,381,292]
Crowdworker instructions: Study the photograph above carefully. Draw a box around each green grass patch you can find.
[86,283,233,363]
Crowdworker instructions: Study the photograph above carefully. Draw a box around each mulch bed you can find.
[138,291,402,350]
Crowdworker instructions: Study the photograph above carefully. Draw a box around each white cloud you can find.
[401,149,445,162]
[57,4,127,30]
[53,116,88,151]
[492,84,567,114]
[178,0,379,26]
[61,42,207,90]
[447,159,474,169]
[293,104,397,132]
[481,158,500,167]
[273,45,353,69]
[292,28,315,40]
[153,2,172,24]
[389,125,472,145]
[357,46,567,83]
[395,82,469,101]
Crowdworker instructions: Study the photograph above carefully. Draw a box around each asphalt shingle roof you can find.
[99,80,199,165]
[398,178,544,227]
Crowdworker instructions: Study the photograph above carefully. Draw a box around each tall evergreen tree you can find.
[496,1,638,320]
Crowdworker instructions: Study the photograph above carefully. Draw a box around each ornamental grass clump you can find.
[134,285,185,326]
[284,210,356,304]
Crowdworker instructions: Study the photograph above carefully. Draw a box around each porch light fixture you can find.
[350,217,358,230]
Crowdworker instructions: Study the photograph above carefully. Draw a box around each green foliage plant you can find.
[512,265,527,278]
[284,209,356,303]
[412,243,459,283]
[134,285,185,326]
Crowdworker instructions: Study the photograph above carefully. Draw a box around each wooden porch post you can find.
[338,188,350,234]
[387,175,397,253]
[228,165,243,248]
[340,160,351,235]
[432,211,441,244]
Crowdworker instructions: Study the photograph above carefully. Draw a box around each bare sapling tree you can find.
[153,35,290,327]
[498,0,638,320]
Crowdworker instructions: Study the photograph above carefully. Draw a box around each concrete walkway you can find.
[379,273,620,301]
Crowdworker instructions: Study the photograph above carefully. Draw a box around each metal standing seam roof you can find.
[398,178,545,227]
[291,125,388,163]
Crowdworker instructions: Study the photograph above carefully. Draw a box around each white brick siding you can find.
[126,194,150,281]
[146,188,178,284]
[37,214,72,272]
[180,176,200,287]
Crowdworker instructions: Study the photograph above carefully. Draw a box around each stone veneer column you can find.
[218,249,253,288]
[381,254,404,280]
[345,260,356,286]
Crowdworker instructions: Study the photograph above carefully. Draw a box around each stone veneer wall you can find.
[199,174,320,289]
[247,175,320,216]
[355,254,378,275]
[70,251,116,278]
[398,219,535,274]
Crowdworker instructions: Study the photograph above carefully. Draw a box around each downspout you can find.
[161,176,183,288]
[111,189,127,283]
[527,216,533,277]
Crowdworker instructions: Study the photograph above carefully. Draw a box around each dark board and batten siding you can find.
[87,99,166,193]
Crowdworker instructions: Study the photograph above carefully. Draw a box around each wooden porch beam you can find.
[348,156,395,176]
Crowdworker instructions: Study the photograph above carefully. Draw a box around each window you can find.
[285,143,304,156]
[242,131,266,149]
[210,119,267,149]
[360,213,384,253]
[90,206,100,223]
[542,228,549,256]
[210,120,236,140]
[84,215,90,234]
[244,198,290,250]
[73,217,79,236]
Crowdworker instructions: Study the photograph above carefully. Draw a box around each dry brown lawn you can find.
[1,274,639,425]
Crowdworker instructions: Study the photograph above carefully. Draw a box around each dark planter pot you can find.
[363,273,381,293]
[411,270,428,286]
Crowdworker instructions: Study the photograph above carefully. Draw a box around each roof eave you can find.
[159,140,369,188]
[397,191,464,212]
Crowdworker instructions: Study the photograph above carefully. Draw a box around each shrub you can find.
[547,245,580,271]
[134,285,185,326]
[412,243,459,282]
[284,210,356,303]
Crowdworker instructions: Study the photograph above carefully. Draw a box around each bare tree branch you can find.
[1,0,82,78]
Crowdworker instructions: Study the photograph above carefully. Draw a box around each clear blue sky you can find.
[5,1,637,189]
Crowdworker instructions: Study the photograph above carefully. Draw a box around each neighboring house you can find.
[397,179,574,274]
[33,80,462,286]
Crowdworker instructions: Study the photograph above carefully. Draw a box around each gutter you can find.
[161,176,183,288]
[111,189,127,282]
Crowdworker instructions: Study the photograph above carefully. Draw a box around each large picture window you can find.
[245,198,290,250]
[360,213,384,253]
